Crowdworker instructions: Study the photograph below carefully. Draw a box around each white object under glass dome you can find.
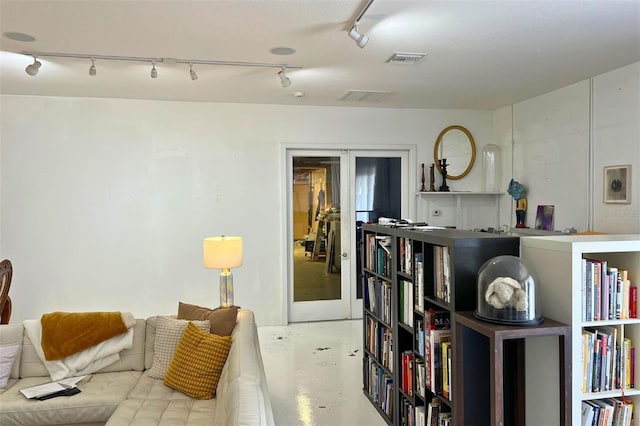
[474,255,542,325]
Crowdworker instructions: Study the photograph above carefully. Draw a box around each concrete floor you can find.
[258,319,387,426]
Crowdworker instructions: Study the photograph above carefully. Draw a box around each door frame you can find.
[286,149,351,322]
[348,149,412,319]
[280,143,416,324]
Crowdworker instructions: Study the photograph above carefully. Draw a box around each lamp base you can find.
[219,269,234,308]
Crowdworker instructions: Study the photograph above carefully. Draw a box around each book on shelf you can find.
[630,346,635,389]
[415,405,426,426]
[582,258,636,321]
[401,350,414,396]
[581,401,595,426]
[427,328,451,394]
[401,398,414,426]
[415,252,424,313]
[433,246,451,303]
[366,276,376,313]
[424,309,450,393]
[399,237,413,274]
[415,357,426,398]
[376,236,392,276]
[368,278,392,324]
[416,319,425,357]
[426,398,441,426]
[583,398,635,426]
[441,340,452,401]
[365,233,376,270]
[438,412,452,426]
[582,326,635,393]
[381,326,393,372]
[400,280,414,326]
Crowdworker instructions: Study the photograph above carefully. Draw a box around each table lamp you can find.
[203,236,243,307]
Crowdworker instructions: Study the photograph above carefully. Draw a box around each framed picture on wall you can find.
[603,164,631,204]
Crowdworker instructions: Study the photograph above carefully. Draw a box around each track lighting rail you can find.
[21,51,303,70]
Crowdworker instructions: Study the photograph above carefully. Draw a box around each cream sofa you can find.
[0,309,274,426]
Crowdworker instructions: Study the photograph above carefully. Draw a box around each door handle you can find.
[341,252,348,258]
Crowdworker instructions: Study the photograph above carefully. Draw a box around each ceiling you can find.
[1,0,639,110]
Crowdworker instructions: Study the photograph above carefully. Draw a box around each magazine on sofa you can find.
[19,375,88,400]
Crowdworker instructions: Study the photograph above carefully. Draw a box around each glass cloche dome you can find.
[474,255,542,325]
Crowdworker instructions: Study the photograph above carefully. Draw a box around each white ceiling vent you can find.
[339,90,390,103]
[386,52,427,65]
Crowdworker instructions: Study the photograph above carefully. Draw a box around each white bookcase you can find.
[520,235,640,426]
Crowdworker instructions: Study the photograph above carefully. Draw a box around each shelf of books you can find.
[520,235,640,426]
[362,224,519,426]
[363,230,395,423]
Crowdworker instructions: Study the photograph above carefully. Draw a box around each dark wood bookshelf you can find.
[361,224,520,425]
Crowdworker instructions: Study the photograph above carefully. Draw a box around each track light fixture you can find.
[348,23,369,49]
[189,63,198,81]
[25,56,41,76]
[278,67,291,88]
[19,52,303,84]
[346,0,374,49]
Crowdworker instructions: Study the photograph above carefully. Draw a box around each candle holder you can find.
[420,163,427,192]
[438,159,450,192]
[429,163,436,191]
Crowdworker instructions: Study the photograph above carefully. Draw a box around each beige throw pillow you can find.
[147,317,210,379]
[177,302,239,336]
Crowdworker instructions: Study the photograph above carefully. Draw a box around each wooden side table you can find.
[453,311,571,426]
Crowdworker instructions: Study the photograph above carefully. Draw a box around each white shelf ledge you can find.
[417,191,504,196]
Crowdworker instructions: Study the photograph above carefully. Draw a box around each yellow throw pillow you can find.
[163,322,232,399]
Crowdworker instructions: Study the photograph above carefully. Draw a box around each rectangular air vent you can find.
[386,52,427,65]
[339,90,390,103]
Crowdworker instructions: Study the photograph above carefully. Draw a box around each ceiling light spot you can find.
[3,32,36,42]
[270,47,296,56]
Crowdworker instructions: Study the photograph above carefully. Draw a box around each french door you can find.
[284,147,412,323]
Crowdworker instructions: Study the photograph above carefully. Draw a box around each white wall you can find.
[592,62,640,232]
[2,62,637,326]
[0,96,493,325]
[495,62,640,234]
[500,62,639,426]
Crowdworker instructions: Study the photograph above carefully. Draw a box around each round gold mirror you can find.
[434,125,477,180]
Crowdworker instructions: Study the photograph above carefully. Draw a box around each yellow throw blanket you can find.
[41,311,128,361]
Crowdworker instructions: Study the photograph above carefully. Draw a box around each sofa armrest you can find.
[214,309,274,426]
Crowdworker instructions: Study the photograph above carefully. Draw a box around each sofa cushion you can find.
[19,331,49,378]
[163,322,232,399]
[0,345,19,388]
[0,371,141,426]
[177,302,239,336]
[105,398,217,426]
[147,317,209,379]
[97,319,146,373]
[126,372,198,401]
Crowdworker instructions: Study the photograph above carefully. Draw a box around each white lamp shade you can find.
[203,236,243,269]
